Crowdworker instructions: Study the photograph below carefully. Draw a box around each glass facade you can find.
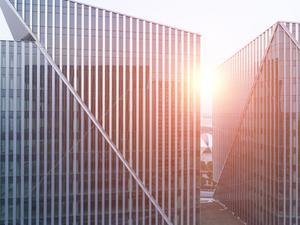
[212,23,277,182]
[213,22,300,225]
[0,0,201,224]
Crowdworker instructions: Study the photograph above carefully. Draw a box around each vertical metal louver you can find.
[0,0,201,224]
[214,22,300,225]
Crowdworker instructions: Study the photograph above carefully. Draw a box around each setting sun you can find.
[200,73,213,97]
[192,69,214,97]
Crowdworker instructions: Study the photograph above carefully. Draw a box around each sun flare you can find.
[192,70,214,97]
[200,74,213,96]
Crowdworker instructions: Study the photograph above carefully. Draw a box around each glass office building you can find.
[0,0,201,224]
[213,22,300,225]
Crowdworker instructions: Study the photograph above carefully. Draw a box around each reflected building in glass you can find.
[213,22,300,225]
[0,0,201,224]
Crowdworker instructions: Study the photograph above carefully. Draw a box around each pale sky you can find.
[1,0,300,113]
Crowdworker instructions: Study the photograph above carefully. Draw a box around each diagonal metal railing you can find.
[215,23,300,221]
[215,22,279,185]
[0,0,173,224]
[217,22,300,185]
[279,22,300,51]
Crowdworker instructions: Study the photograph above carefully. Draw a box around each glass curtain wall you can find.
[214,22,300,225]
[0,0,201,224]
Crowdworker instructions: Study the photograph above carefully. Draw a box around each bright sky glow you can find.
[69,0,300,115]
